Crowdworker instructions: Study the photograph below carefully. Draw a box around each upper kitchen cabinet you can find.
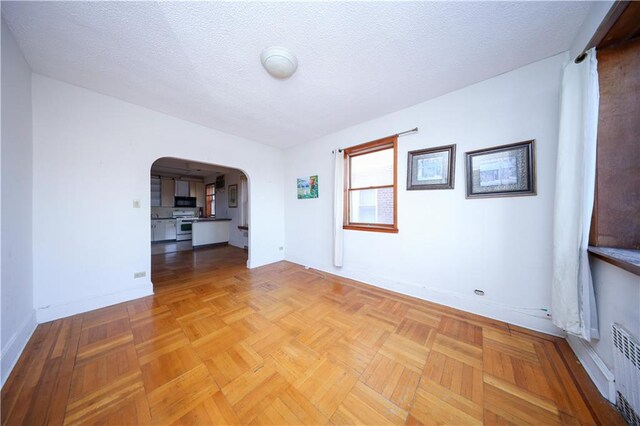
[151,177,161,207]
[175,180,190,197]
[190,182,205,207]
[161,178,175,207]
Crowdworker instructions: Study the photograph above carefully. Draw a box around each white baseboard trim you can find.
[248,254,285,270]
[1,310,37,388]
[566,334,616,403]
[228,240,246,250]
[36,283,154,323]
[285,256,564,337]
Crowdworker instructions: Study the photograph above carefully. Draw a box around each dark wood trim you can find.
[584,1,631,52]
[588,247,640,276]
[597,1,640,50]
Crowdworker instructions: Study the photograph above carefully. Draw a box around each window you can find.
[205,183,215,217]
[344,135,398,233]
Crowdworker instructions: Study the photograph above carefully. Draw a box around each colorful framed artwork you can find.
[297,175,318,199]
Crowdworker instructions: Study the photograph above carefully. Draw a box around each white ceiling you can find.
[2,1,592,148]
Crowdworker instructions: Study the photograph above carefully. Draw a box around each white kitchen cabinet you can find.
[151,177,161,207]
[151,220,162,242]
[164,219,177,240]
[160,179,174,207]
[194,182,205,207]
[175,180,190,197]
[151,219,177,242]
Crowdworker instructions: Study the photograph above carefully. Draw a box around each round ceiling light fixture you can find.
[260,46,298,79]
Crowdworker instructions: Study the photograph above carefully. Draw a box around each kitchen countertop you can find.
[151,217,231,222]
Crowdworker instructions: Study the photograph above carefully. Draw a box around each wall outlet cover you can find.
[134,271,146,279]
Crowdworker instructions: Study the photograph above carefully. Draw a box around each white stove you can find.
[173,211,198,241]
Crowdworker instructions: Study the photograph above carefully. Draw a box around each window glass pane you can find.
[349,188,394,225]
[351,148,393,188]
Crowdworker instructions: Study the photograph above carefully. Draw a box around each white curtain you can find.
[333,149,344,267]
[551,48,599,341]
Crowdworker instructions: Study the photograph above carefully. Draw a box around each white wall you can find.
[31,74,285,323]
[210,170,248,249]
[1,18,37,386]
[284,53,568,335]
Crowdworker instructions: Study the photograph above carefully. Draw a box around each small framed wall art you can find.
[228,184,238,207]
[297,175,318,199]
[465,139,536,199]
[407,144,456,190]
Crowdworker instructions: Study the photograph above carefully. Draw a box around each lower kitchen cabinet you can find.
[151,219,176,242]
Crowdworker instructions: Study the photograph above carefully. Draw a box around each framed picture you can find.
[297,175,318,199]
[228,184,238,207]
[407,144,456,190]
[465,140,536,198]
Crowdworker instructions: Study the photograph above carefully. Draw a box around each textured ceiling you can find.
[2,2,592,148]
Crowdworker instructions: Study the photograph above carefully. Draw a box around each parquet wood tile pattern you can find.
[1,246,624,425]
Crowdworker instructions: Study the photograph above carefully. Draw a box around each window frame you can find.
[343,135,398,233]
[205,183,215,217]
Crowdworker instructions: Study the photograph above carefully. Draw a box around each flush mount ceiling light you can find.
[260,46,298,79]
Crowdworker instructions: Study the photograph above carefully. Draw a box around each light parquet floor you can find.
[1,246,624,425]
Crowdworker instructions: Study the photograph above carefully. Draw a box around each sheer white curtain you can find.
[333,149,344,267]
[551,48,599,341]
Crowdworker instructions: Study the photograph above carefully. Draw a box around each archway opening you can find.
[149,157,250,288]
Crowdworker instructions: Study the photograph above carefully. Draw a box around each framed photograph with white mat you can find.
[465,140,536,199]
[407,144,456,190]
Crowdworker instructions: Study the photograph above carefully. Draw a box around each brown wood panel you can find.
[1,246,624,425]
[598,2,640,50]
[591,23,640,248]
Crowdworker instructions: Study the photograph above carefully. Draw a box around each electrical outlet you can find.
[134,271,146,279]
[133,199,141,208]
[278,246,284,251]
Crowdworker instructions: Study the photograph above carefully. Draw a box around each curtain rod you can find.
[333,127,418,153]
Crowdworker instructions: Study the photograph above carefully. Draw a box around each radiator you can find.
[613,323,640,426]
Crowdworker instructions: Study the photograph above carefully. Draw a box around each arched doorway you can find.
[149,157,250,288]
